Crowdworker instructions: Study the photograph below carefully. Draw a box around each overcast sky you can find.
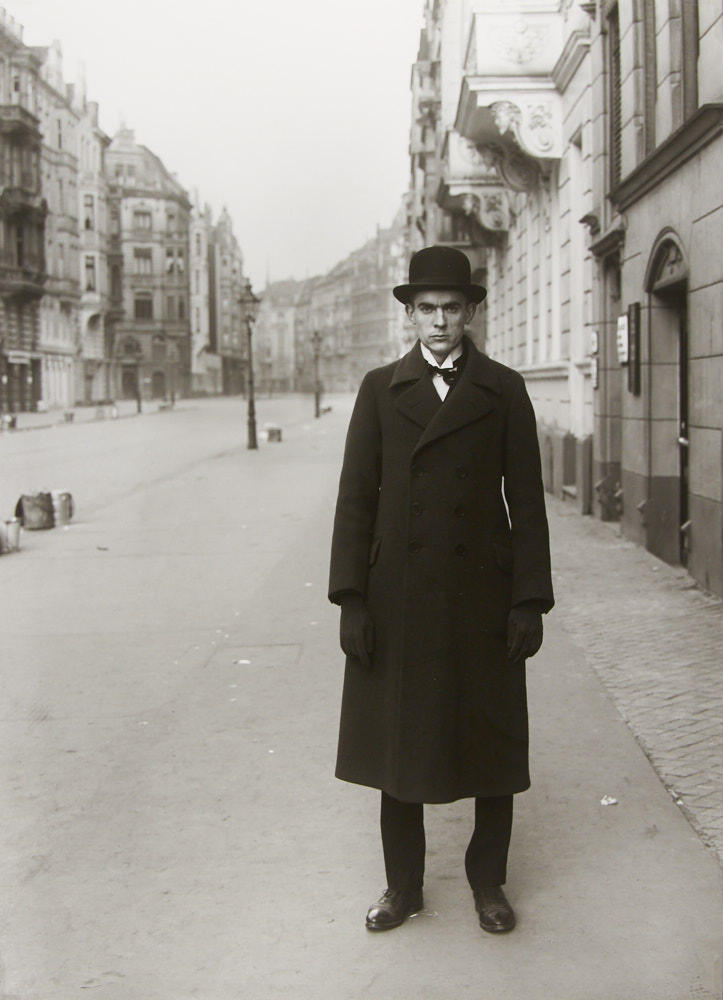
[10,0,423,287]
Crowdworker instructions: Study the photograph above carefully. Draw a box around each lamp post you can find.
[239,280,261,449]
[311,328,322,418]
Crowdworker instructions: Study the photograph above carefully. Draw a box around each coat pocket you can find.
[493,541,513,574]
[368,537,381,567]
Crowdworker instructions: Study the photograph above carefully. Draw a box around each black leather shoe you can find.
[365,886,424,931]
[473,885,516,933]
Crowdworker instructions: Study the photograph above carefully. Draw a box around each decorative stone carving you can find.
[485,143,540,193]
[490,19,548,66]
[437,130,510,237]
[458,137,497,172]
[491,99,558,159]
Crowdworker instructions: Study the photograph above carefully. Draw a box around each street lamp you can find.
[311,328,322,418]
[239,280,261,449]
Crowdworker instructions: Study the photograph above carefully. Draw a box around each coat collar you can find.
[390,336,502,453]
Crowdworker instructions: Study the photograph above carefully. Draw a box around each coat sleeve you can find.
[503,375,555,613]
[328,372,382,604]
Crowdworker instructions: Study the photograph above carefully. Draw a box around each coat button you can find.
[454,503,466,517]
[455,466,468,479]
[454,543,467,557]
[408,538,422,552]
[411,502,422,517]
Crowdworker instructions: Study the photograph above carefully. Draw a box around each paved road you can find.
[0,396,720,999]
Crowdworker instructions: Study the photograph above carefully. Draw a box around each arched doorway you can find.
[644,232,689,566]
[151,370,166,399]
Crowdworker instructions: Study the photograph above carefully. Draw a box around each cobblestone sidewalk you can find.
[547,496,722,864]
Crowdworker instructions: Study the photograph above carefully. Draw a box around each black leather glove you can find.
[506,605,543,664]
[339,593,375,669]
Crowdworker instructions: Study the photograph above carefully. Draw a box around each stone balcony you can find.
[436,129,510,242]
[455,6,567,191]
[0,104,41,140]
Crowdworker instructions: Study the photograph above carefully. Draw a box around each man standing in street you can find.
[328,245,554,934]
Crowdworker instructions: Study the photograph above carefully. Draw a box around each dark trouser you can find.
[380,791,513,891]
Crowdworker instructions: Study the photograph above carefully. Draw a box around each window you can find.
[133,210,151,231]
[111,264,122,299]
[84,255,96,292]
[58,241,65,278]
[176,249,184,273]
[194,269,200,294]
[195,307,201,332]
[83,193,95,231]
[681,0,699,121]
[178,296,185,320]
[166,247,175,274]
[115,164,123,179]
[642,2,656,154]
[134,294,153,319]
[167,295,175,320]
[195,233,201,255]
[58,178,64,214]
[167,211,176,234]
[110,208,120,236]
[134,247,152,274]
[57,119,62,150]
[607,4,622,188]
[152,335,166,362]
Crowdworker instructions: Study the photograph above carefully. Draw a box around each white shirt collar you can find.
[419,340,464,369]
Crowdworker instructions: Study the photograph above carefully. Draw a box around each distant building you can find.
[0,11,46,414]
[30,39,80,411]
[209,206,245,395]
[189,191,220,395]
[254,279,298,393]
[290,211,409,394]
[105,127,191,402]
[71,80,111,404]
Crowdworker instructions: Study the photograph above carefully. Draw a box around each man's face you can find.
[405,289,476,362]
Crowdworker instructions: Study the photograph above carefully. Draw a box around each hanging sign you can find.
[627,302,641,394]
[616,314,629,365]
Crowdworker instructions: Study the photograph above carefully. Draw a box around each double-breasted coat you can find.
[328,336,554,803]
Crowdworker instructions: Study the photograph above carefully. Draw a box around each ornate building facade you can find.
[254,279,298,394]
[189,191,220,395]
[105,128,191,402]
[32,40,80,411]
[586,1,722,594]
[208,207,246,395]
[0,11,46,414]
[72,81,111,404]
[406,0,722,596]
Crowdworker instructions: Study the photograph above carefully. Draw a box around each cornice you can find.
[611,104,723,212]
[552,29,590,93]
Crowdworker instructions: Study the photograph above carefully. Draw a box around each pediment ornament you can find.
[490,19,548,65]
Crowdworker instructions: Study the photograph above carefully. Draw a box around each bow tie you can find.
[427,358,462,386]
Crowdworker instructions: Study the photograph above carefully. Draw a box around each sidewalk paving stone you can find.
[548,496,723,863]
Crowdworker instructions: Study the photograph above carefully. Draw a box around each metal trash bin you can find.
[0,518,21,554]
[15,492,55,530]
[265,425,282,443]
[51,490,74,525]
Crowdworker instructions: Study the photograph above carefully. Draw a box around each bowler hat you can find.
[393,245,487,304]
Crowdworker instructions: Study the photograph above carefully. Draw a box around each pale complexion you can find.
[405,289,477,364]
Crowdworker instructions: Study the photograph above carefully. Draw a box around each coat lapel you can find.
[412,337,502,455]
[390,341,442,430]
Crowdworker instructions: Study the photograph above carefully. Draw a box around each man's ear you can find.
[405,302,415,322]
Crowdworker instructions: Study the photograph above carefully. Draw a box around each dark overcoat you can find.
[328,336,554,803]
